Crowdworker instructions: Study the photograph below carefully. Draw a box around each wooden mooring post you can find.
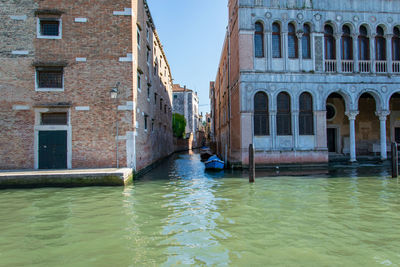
[392,143,399,178]
[249,144,255,183]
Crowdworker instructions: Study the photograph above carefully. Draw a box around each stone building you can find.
[0,0,173,171]
[211,0,400,167]
[172,84,200,138]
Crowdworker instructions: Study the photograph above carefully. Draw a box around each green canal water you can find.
[1,153,400,266]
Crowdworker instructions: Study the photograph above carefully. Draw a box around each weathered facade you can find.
[172,84,200,138]
[211,0,400,167]
[0,0,173,171]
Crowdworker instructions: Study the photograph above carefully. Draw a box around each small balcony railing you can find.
[341,60,354,73]
[359,60,371,73]
[376,61,387,73]
[325,60,337,72]
[393,61,400,73]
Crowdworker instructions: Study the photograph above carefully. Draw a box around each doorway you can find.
[39,131,67,169]
[396,128,400,143]
[327,128,337,153]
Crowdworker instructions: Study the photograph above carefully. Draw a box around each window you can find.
[137,28,141,49]
[341,25,353,60]
[164,105,167,114]
[277,92,291,135]
[326,104,336,121]
[41,112,67,125]
[144,115,148,131]
[146,26,150,41]
[302,24,311,59]
[324,25,335,60]
[137,74,141,91]
[272,22,281,58]
[393,27,400,61]
[36,67,63,90]
[299,93,314,135]
[151,119,154,132]
[38,18,61,39]
[376,26,386,60]
[174,95,177,99]
[147,86,150,99]
[288,23,298,58]
[254,92,269,136]
[160,99,163,110]
[359,26,370,60]
[147,50,150,64]
[254,22,264,57]
[154,93,157,104]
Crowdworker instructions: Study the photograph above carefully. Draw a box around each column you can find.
[352,33,359,72]
[370,34,376,73]
[335,34,342,72]
[267,31,273,71]
[346,111,359,162]
[376,110,390,160]
[297,32,303,71]
[282,31,288,72]
[292,110,299,149]
[386,34,393,73]
[270,110,277,149]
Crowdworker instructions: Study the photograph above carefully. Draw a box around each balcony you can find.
[341,60,354,73]
[376,61,387,73]
[325,60,337,72]
[359,60,371,73]
[393,61,400,73]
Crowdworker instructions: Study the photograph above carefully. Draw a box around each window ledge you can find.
[37,35,62,39]
[36,88,64,92]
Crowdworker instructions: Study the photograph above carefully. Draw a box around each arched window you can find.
[272,22,281,58]
[359,26,370,60]
[376,26,386,60]
[254,22,264,58]
[324,25,335,59]
[254,92,269,136]
[341,25,353,60]
[277,92,291,135]
[393,27,400,61]
[288,23,298,58]
[299,92,314,135]
[302,24,311,59]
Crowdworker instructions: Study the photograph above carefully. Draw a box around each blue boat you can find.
[204,155,225,170]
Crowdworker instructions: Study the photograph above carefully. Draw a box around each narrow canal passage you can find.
[0,151,399,266]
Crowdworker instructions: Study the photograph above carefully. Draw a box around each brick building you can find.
[211,0,400,167]
[0,0,173,171]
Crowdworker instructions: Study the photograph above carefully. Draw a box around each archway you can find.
[326,93,347,154]
[389,93,400,143]
[356,93,379,156]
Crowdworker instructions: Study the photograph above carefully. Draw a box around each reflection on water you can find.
[0,153,399,266]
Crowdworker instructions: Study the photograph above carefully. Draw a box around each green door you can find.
[39,131,67,169]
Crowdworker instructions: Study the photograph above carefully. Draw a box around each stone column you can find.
[297,32,303,71]
[292,110,299,149]
[370,34,376,73]
[346,111,359,162]
[267,31,273,71]
[282,31,288,72]
[376,110,390,160]
[352,33,359,72]
[241,112,253,164]
[335,34,342,72]
[270,110,277,149]
[386,34,393,73]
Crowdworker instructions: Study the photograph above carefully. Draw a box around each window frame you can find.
[324,25,336,60]
[277,92,292,136]
[299,92,314,135]
[288,23,298,59]
[35,67,64,92]
[341,25,353,60]
[358,26,370,60]
[393,27,400,61]
[37,18,62,39]
[272,22,282,58]
[302,24,311,59]
[253,92,269,136]
[254,22,265,58]
[375,26,386,61]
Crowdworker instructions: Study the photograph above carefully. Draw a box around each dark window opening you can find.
[40,20,60,36]
[272,22,281,58]
[376,26,386,60]
[341,25,353,60]
[254,92,269,136]
[37,67,63,89]
[41,112,67,125]
[255,22,264,58]
[393,27,400,61]
[302,24,311,59]
[326,104,336,120]
[359,26,370,60]
[277,92,291,135]
[288,23,298,59]
[324,25,335,60]
[299,93,314,135]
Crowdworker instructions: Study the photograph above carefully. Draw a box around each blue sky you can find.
[147,0,228,116]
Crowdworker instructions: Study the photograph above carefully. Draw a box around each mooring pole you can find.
[249,144,255,183]
[392,143,398,178]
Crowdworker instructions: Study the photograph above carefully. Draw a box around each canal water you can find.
[1,152,399,266]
